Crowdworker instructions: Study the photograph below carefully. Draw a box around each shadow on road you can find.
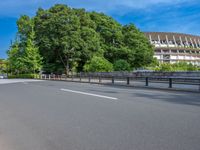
[133,92,200,107]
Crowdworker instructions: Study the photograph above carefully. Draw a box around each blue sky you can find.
[0,0,200,58]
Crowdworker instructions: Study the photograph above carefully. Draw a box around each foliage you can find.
[83,56,113,72]
[0,59,8,74]
[21,30,43,73]
[154,62,200,71]
[8,4,154,74]
[155,63,174,72]
[7,41,24,73]
[33,4,154,73]
[34,5,101,74]
[121,24,154,68]
[7,16,43,74]
[8,74,40,79]
[113,59,131,71]
[148,57,160,67]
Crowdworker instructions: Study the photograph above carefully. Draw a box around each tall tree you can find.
[22,28,43,73]
[7,40,24,74]
[34,5,103,74]
[122,24,154,68]
[7,16,43,74]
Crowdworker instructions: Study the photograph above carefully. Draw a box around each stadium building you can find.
[144,32,200,65]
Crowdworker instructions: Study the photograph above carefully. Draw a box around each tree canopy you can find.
[8,4,154,74]
[0,59,7,74]
[33,4,154,73]
[7,16,42,74]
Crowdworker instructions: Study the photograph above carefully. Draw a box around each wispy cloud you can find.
[113,0,200,35]
[0,0,190,17]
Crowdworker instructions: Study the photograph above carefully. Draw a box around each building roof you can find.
[144,32,200,42]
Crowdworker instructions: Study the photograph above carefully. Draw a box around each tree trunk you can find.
[65,59,69,76]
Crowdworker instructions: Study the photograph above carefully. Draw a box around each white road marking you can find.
[115,81,125,83]
[0,79,43,85]
[60,88,118,100]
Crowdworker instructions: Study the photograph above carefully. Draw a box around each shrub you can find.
[113,59,131,71]
[8,74,40,79]
[84,56,113,72]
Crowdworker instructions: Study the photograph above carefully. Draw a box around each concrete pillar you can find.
[166,35,169,47]
[173,35,177,47]
[194,39,198,48]
[149,34,152,43]
[185,37,189,47]
[179,36,183,47]
[190,38,195,48]
[158,35,161,47]
[197,39,200,46]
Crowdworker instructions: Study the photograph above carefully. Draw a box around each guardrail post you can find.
[112,76,114,84]
[49,74,50,80]
[145,77,149,86]
[127,77,130,85]
[199,79,200,92]
[169,78,172,88]
[65,75,67,81]
[80,73,82,81]
[72,74,74,81]
[99,76,102,83]
[89,76,91,83]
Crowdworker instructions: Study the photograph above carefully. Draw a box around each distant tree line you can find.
[7,4,155,74]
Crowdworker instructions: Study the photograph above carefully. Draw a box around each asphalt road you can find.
[0,79,200,150]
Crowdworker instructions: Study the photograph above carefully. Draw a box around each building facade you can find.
[144,32,200,65]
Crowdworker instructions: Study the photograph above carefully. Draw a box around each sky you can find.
[0,0,200,58]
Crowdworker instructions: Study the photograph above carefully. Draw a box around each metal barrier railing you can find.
[40,74,200,92]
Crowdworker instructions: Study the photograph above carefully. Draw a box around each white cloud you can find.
[0,0,189,16]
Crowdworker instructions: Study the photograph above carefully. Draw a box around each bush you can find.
[84,56,113,72]
[155,63,174,71]
[154,62,200,72]
[113,59,131,71]
[8,74,40,79]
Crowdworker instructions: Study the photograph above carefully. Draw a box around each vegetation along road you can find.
[0,79,200,150]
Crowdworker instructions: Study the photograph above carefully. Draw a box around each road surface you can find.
[0,79,200,150]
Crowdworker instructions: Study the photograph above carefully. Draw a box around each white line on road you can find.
[60,88,118,100]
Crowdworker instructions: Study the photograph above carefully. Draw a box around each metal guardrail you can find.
[40,74,200,92]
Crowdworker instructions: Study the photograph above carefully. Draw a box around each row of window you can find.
[155,50,200,54]
[155,55,200,60]
[162,60,200,65]
[151,40,200,49]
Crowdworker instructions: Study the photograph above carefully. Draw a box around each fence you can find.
[40,72,200,92]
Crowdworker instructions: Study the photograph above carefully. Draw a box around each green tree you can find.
[17,15,33,42]
[122,24,154,68]
[22,30,43,73]
[7,16,42,74]
[155,63,174,72]
[113,59,131,71]
[7,40,25,74]
[34,5,108,74]
[12,4,154,74]
[0,59,8,74]
[84,56,113,72]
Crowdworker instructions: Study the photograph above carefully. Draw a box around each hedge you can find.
[8,74,40,79]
